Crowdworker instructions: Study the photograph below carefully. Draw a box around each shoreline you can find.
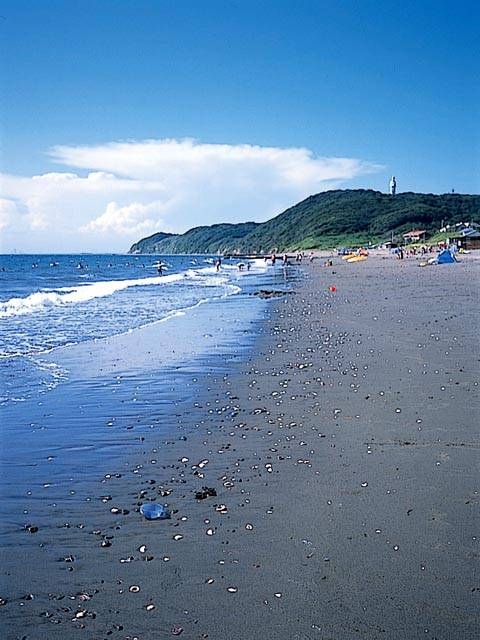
[1,254,479,639]
[0,262,302,532]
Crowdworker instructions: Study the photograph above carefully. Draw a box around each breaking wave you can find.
[0,268,224,318]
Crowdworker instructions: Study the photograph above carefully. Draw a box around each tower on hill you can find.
[390,176,397,196]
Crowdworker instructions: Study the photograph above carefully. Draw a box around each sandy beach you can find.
[1,253,479,639]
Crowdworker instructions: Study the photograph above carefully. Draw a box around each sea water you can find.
[0,253,296,533]
[0,254,272,403]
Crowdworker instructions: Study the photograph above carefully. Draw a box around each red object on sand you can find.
[329,285,337,292]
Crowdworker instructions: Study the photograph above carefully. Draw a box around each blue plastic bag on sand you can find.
[140,503,171,520]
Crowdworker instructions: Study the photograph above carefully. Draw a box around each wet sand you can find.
[2,254,479,639]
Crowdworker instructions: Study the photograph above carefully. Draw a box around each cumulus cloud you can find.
[80,200,171,236]
[0,198,19,231]
[1,138,382,252]
[49,138,379,186]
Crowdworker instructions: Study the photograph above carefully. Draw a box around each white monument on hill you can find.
[389,176,397,196]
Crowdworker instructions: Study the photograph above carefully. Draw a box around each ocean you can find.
[0,253,297,534]
[0,254,250,404]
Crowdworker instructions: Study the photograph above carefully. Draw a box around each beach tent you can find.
[436,249,457,264]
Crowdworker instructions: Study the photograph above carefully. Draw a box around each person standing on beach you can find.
[215,258,221,271]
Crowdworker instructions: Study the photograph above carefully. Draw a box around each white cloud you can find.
[49,139,379,186]
[1,138,382,252]
[80,200,171,236]
[0,198,19,231]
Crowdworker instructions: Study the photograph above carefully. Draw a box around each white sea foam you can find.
[0,267,228,319]
[218,259,270,273]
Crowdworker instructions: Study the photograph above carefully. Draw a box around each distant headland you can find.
[128,189,480,254]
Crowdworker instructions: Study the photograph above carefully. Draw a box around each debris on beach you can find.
[59,554,75,563]
[139,503,171,520]
[191,458,209,470]
[215,504,228,513]
[195,486,217,500]
[252,407,268,414]
[253,289,293,299]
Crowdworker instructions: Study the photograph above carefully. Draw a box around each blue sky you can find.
[1,0,478,252]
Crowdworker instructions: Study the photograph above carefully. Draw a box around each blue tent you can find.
[437,249,456,264]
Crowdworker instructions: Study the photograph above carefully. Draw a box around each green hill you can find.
[129,231,176,253]
[128,190,480,254]
[129,222,258,254]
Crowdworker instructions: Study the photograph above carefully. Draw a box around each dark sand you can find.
[1,255,479,639]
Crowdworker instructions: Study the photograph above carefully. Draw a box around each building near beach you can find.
[403,229,426,243]
[448,227,480,250]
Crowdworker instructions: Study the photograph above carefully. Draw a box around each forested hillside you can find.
[129,190,480,254]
